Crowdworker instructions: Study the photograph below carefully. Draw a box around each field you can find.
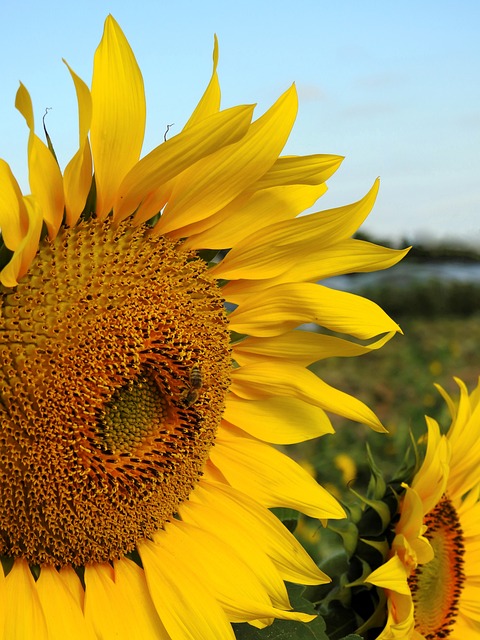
[332,311,476,414]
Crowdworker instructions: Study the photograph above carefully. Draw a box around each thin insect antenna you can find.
[164,123,175,142]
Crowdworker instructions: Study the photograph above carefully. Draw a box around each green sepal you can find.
[365,444,387,500]
[80,176,97,222]
[358,537,389,562]
[326,519,358,558]
[42,109,59,165]
[345,554,382,588]
[391,429,418,485]
[347,487,391,535]
[0,240,13,274]
[197,248,221,265]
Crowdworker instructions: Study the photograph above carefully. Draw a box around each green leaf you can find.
[42,108,59,164]
[316,600,359,640]
[198,248,221,264]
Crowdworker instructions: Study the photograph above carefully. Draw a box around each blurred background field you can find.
[309,312,480,479]
[289,234,480,561]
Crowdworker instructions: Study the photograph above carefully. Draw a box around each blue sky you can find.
[1,1,479,246]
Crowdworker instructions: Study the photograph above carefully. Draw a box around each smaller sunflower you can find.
[366,377,480,639]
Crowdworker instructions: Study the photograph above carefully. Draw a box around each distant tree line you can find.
[352,231,480,316]
[355,231,480,262]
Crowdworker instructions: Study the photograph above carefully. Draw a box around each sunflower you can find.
[366,378,480,639]
[0,15,406,638]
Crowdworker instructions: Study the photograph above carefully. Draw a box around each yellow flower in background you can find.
[367,378,480,639]
[0,15,407,638]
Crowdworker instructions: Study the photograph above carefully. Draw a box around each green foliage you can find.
[352,232,480,317]
[233,615,327,640]
[363,278,480,318]
[298,313,480,499]
[301,451,410,639]
[355,230,480,263]
[233,584,328,639]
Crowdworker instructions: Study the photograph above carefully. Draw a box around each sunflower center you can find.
[0,219,231,566]
[99,372,168,454]
[409,495,465,639]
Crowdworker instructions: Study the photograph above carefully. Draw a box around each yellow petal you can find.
[375,592,417,640]
[91,15,146,218]
[179,153,341,248]
[58,565,85,607]
[211,424,345,519]
[63,61,93,226]
[444,378,470,441]
[458,485,480,530]
[231,361,385,431]
[434,381,458,421]
[0,195,43,287]
[190,479,330,586]
[225,240,410,300]
[365,555,411,595]
[183,35,221,127]
[446,380,480,500]
[411,417,450,514]
[469,376,480,407]
[0,159,28,249]
[461,585,480,620]
[232,331,395,367]
[182,182,327,250]
[305,239,410,281]
[210,226,302,279]
[223,396,333,443]
[154,85,298,235]
[84,563,143,639]
[228,281,400,340]
[212,192,387,280]
[256,153,343,189]
[113,558,170,639]
[158,520,314,624]
[36,566,96,640]
[15,79,33,127]
[231,362,385,432]
[64,143,92,227]
[15,83,64,239]
[114,104,254,222]
[0,566,5,633]
[138,537,235,639]
[179,497,293,610]
[452,616,480,637]
[395,487,428,547]
[126,36,221,229]
[3,559,48,638]
[393,488,434,566]
[130,182,173,226]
